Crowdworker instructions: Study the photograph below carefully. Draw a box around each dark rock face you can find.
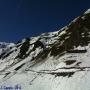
[51,72,75,78]
[64,60,76,65]
[17,38,30,59]
[50,13,90,56]
[34,40,44,49]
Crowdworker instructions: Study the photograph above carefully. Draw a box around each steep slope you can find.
[0,9,90,90]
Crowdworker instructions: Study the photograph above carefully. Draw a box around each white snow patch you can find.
[84,9,90,14]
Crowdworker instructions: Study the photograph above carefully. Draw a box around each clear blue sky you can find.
[0,0,90,42]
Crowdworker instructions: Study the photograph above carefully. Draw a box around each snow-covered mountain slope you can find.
[0,9,90,90]
[0,42,15,56]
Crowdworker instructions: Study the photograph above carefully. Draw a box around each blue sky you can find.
[0,0,90,42]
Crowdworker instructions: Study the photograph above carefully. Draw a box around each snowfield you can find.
[0,9,90,90]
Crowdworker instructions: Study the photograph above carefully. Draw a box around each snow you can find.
[72,16,80,23]
[0,35,90,90]
[75,45,86,50]
[7,43,15,48]
[60,26,68,31]
[0,38,90,90]
[30,36,40,44]
[0,69,90,90]
[84,9,90,14]
[81,16,85,20]
[0,9,90,90]
[65,36,70,40]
